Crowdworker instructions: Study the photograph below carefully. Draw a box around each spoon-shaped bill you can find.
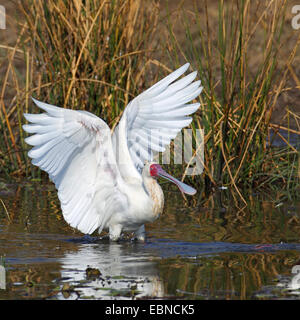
[157,168,196,196]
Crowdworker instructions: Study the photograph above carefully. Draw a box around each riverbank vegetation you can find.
[0,0,299,199]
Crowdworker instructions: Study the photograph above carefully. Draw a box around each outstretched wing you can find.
[23,98,128,234]
[112,63,202,179]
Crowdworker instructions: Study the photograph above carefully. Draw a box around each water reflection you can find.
[287,265,300,291]
[57,242,164,299]
[1,182,300,299]
[272,264,300,297]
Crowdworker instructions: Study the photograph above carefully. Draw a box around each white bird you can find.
[23,63,203,241]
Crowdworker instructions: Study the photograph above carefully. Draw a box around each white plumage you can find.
[23,63,203,241]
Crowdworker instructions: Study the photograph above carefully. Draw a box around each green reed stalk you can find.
[165,0,300,195]
[0,0,158,179]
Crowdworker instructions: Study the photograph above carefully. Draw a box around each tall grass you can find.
[164,0,300,196]
[0,0,299,198]
[0,0,159,178]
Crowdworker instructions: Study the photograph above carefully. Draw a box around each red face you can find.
[149,163,160,177]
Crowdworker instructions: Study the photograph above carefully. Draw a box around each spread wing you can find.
[23,98,128,234]
[112,63,203,179]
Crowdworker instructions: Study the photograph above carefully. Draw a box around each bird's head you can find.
[143,161,196,196]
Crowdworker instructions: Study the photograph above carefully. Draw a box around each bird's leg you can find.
[109,224,122,241]
[134,224,146,242]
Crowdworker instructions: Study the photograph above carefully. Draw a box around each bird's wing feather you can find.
[112,63,203,177]
[23,98,128,234]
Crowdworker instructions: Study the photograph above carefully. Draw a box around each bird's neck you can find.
[142,176,159,195]
[142,176,164,217]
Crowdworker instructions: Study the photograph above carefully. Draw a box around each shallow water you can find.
[0,182,300,299]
